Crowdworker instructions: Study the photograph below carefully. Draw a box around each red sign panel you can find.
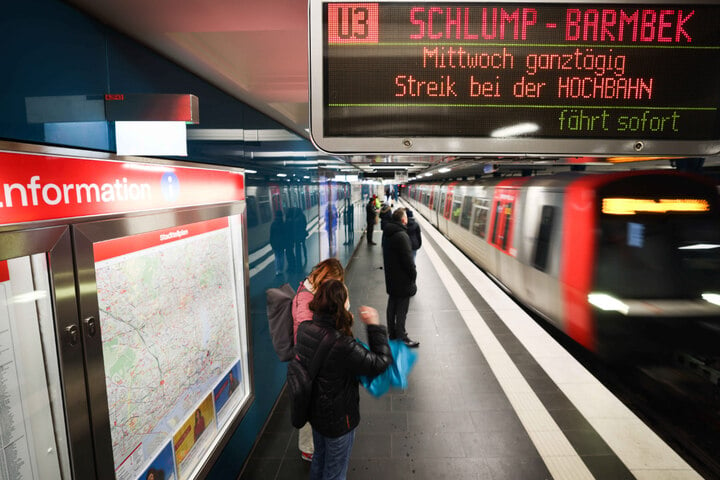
[0,152,244,226]
[93,217,229,262]
[0,260,8,282]
[328,3,379,43]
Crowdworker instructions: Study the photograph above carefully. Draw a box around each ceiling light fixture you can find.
[490,122,539,138]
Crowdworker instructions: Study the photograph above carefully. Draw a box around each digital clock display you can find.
[309,1,720,155]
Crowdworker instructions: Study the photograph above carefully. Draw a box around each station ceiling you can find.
[65,1,720,180]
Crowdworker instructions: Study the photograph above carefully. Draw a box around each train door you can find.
[489,179,527,255]
[289,186,300,209]
[443,185,454,220]
[470,197,490,239]
[269,185,282,213]
[489,178,529,289]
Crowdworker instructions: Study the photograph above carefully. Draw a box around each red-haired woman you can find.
[292,258,345,461]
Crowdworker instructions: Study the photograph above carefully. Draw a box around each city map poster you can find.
[173,394,216,479]
[94,216,244,480]
[138,442,176,480]
[213,361,242,428]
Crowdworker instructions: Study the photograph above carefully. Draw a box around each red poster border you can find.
[93,217,230,262]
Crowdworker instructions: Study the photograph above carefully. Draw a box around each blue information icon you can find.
[161,172,180,202]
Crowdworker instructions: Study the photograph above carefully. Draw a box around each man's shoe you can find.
[301,452,313,462]
[402,337,419,348]
[368,241,377,245]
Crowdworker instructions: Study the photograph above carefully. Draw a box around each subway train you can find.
[405,170,720,358]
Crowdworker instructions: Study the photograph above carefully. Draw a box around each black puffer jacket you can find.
[406,216,422,251]
[382,220,417,297]
[295,314,391,438]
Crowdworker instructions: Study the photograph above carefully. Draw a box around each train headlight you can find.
[588,293,629,315]
[701,293,720,307]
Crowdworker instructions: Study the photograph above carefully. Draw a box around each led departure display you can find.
[309,1,720,155]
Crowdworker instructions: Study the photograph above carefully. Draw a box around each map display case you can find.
[75,206,252,480]
[0,144,252,480]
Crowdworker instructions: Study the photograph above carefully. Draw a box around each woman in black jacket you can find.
[295,279,391,480]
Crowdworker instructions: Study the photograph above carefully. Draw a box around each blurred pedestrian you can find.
[365,195,378,245]
[269,210,288,276]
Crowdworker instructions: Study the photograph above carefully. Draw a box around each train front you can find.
[567,171,720,360]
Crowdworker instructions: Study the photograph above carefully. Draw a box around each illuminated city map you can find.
[95,225,242,478]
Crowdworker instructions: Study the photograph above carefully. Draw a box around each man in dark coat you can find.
[405,209,422,261]
[379,203,392,231]
[381,207,419,347]
[365,196,378,245]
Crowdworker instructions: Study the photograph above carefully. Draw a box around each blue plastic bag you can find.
[357,339,418,397]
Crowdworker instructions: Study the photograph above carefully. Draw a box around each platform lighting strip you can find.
[602,198,709,215]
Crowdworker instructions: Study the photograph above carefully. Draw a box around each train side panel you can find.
[514,184,567,331]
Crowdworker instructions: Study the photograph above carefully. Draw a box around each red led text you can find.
[565,9,694,43]
[410,7,537,40]
[395,75,457,97]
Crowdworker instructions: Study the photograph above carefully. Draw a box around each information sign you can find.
[309,1,720,155]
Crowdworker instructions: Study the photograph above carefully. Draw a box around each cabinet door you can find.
[0,226,95,480]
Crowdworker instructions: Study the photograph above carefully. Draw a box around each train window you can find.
[246,196,259,228]
[440,193,447,216]
[471,200,489,239]
[256,188,273,224]
[532,206,555,272]
[596,214,720,298]
[451,197,462,224]
[491,201,503,245]
[501,203,513,250]
[460,196,473,229]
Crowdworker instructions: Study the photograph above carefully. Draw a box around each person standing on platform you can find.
[284,208,297,272]
[295,279,391,480]
[405,209,422,261]
[291,258,345,462]
[269,210,287,276]
[379,203,392,232]
[365,195,378,245]
[382,207,419,348]
[291,208,308,269]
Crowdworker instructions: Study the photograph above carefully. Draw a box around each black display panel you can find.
[309,1,720,155]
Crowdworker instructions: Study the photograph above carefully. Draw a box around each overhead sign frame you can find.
[309,0,720,156]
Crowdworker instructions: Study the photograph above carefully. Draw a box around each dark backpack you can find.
[287,330,337,428]
[265,283,295,361]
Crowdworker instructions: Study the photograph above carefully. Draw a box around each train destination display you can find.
[309,1,720,155]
